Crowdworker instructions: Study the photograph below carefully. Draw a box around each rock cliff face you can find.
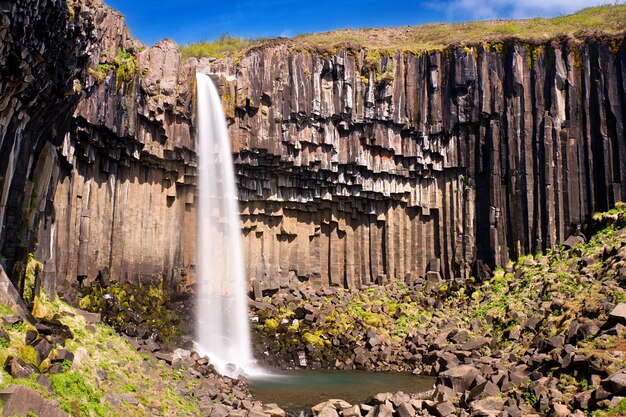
[205,37,626,291]
[1,0,625,294]
[0,0,197,291]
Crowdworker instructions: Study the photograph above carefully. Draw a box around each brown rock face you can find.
[201,37,626,291]
[0,0,197,289]
[1,0,625,293]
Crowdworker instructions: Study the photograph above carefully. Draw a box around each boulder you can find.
[609,303,626,325]
[460,337,490,351]
[342,405,361,417]
[438,365,480,392]
[0,385,68,416]
[602,369,626,395]
[4,355,36,378]
[374,403,394,417]
[316,407,339,417]
[396,402,415,417]
[552,403,569,417]
[312,399,352,414]
[563,235,585,249]
[262,403,286,417]
[428,401,456,417]
[469,397,505,416]
[32,337,54,365]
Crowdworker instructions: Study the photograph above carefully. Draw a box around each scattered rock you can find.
[0,385,68,417]
[4,355,36,378]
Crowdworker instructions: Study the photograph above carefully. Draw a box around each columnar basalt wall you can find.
[203,37,626,291]
[0,0,197,291]
[2,0,625,293]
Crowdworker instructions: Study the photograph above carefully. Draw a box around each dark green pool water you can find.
[250,370,434,416]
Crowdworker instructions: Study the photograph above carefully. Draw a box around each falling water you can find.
[195,72,258,377]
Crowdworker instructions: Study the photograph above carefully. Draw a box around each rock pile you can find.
[252,207,626,415]
[2,313,75,379]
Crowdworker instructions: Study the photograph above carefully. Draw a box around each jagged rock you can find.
[602,369,626,395]
[566,321,599,344]
[32,338,54,365]
[312,400,351,415]
[563,235,585,249]
[609,303,626,325]
[24,329,39,345]
[4,356,36,378]
[469,397,505,416]
[396,402,415,417]
[428,401,456,417]
[2,0,626,299]
[467,381,500,401]
[438,365,480,392]
[0,385,68,416]
[262,403,286,417]
[316,407,339,417]
[551,403,569,417]
[460,337,490,351]
[572,391,591,413]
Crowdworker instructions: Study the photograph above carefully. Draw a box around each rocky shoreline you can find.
[246,204,626,416]
[3,205,626,416]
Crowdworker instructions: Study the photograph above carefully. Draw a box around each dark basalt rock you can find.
[4,356,36,379]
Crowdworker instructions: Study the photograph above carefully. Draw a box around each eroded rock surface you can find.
[205,37,626,291]
[1,0,625,294]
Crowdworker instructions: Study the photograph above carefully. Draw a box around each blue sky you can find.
[104,0,614,46]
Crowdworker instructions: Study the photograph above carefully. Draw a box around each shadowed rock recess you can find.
[1,0,625,295]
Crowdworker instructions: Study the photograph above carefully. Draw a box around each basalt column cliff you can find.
[204,37,626,291]
[1,0,625,293]
[0,0,197,291]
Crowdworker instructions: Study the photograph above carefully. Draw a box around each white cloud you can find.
[433,0,623,20]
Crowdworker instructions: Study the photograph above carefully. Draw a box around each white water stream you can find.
[195,72,259,377]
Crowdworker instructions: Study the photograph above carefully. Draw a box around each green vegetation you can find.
[88,48,139,88]
[78,277,182,343]
[21,253,42,305]
[179,5,625,62]
[179,34,264,59]
[0,298,201,416]
[256,200,626,391]
[293,5,626,54]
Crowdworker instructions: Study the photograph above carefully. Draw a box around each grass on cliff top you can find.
[179,33,264,60]
[294,4,626,53]
[180,5,626,60]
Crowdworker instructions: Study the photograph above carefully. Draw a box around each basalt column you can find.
[202,36,626,292]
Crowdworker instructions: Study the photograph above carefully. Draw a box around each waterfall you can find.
[195,72,258,377]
